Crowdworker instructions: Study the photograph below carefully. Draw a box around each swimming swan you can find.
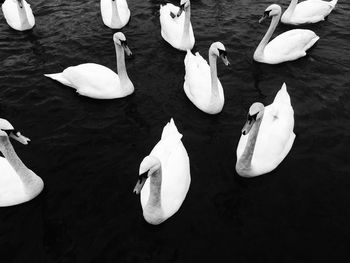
[1,0,35,31]
[183,42,230,114]
[44,32,134,99]
[0,119,43,207]
[281,0,338,25]
[254,4,319,64]
[160,0,195,51]
[100,0,130,29]
[134,119,191,225]
[236,83,295,177]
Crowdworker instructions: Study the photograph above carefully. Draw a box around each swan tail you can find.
[161,118,183,141]
[304,34,319,52]
[273,83,292,106]
[44,73,74,88]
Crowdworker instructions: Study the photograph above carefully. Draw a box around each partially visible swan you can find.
[44,32,134,99]
[254,4,319,64]
[281,0,338,25]
[100,0,130,29]
[1,0,35,31]
[160,0,195,51]
[236,83,295,177]
[0,119,43,207]
[183,42,230,114]
[134,119,191,225]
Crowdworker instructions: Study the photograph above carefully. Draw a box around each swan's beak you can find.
[133,172,148,194]
[177,4,185,17]
[121,42,132,56]
[241,115,256,136]
[9,130,31,145]
[259,11,270,23]
[17,0,23,8]
[220,54,230,66]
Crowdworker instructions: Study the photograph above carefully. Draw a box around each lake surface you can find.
[1,0,350,262]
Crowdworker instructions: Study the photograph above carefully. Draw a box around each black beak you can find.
[259,10,270,23]
[177,4,185,17]
[120,40,132,56]
[133,172,148,194]
[241,113,258,135]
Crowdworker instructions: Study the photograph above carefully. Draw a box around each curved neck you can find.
[209,52,219,97]
[0,137,33,186]
[181,6,191,46]
[111,0,122,25]
[284,0,298,19]
[255,14,281,57]
[16,1,30,28]
[239,117,263,170]
[115,44,129,83]
[147,167,162,209]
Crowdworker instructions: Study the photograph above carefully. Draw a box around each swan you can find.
[281,0,338,25]
[100,0,130,29]
[0,119,43,207]
[236,83,296,177]
[160,0,195,51]
[183,42,230,114]
[254,4,319,64]
[44,32,134,99]
[1,0,35,31]
[133,119,191,225]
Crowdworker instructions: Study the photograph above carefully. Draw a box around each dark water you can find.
[0,0,350,262]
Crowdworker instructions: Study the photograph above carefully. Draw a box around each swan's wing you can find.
[184,51,212,103]
[265,29,319,61]
[23,0,35,26]
[117,0,130,24]
[2,0,21,29]
[293,0,333,21]
[160,4,185,46]
[61,63,121,98]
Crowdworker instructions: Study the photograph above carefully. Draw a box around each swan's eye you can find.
[218,49,227,57]
[263,10,271,17]
[2,129,15,136]
[138,171,148,182]
[247,112,258,122]
[120,39,127,46]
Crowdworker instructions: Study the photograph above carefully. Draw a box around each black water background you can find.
[0,0,350,262]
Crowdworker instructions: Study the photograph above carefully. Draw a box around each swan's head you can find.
[210,42,230,66]
[17,0,23,8]
[241,103,265,135]
[259,4,282,23]
[133,156,161,194]
[177,0,190,17]
[0,118,30,145]
[113,32,132,56]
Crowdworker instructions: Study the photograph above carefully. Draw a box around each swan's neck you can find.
[111,0,122,25]
[255,14,280,58]
[284,0,298,19]
[147,167,162,209]
[238,117,263,171]
[115,44,130,84]
[16,1,30,28]
[181,6,191,47]
[209,53,219,98]
[0,137,33,187]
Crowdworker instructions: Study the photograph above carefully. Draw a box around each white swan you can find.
[1,0,35,31]
[44,32,134,99]
[160,0,195,51]
[254,4,319,64]
[281,0,338,25]
[236,83,295,177]
[133,119,191,225]
[100,0,130,29]
[0,119,43,207]
[183,42,230,114]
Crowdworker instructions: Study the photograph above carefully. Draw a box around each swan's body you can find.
[281,0,338,25]
[44,32,134,99]
[236,83,295,177]
[184,42,230,114]
[160,0,195,51]
[0,119,43,207]
[100,0,130,29]
[254,4,319,64]
[134,119,191,225]
[2,0,35,31]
